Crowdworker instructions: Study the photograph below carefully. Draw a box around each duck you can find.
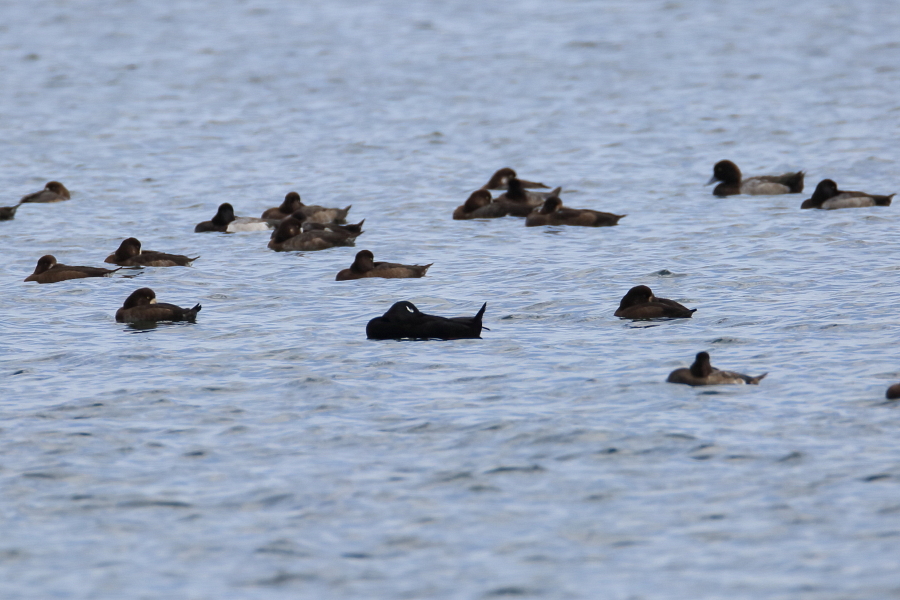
[115,288,201,323]
[452,190,534,219]
[667,352,767,386]
[262,191,351,224]
[267,216,361,251]
[20,181,71,203]
[104,238,199,267]
[886,384,900,400]
[366,301,487,340]
[525,196,625,227]
[614,285,696,319]
[0,203,21,221]
[800,179,894,210]
[24,255,120,284]
[494,177,562,207]
[707,160,804,197]
[195,203,279,233]
[336,250,432,280]
[286,211,365,235]
[481,168,549,190]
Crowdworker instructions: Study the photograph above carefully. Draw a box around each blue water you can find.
[2,1,900,598]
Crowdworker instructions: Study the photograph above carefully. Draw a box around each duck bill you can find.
[705,175,718,186]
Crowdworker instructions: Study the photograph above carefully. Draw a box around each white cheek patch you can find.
[150,298,157,304]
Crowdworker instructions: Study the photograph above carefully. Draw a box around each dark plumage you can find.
[262,191,350,223]
[525,196,624,227]
[800,179,894,210]
[336,250,432,280]
[366,301,486,340]
[480,168,549,190]
[267,215,361,251]
[886,384,900,400]
[667,352,767,386]
[20,181,71,203]
[24,255,120,284]
[115,288,201,323]
[707,160,804,197]
[452,190,534,220]
[494,177,561,207]
[0,203,20,221]
[614,285,696,319]
[104,238,199,267]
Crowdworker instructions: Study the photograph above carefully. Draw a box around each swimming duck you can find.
[366,301,487,340]
[452,190,534,219]
[0,203,20,221]
[285,211,365,235]
[267,216,361,251]
[886,384,900,400]
[20,181,71,203]
[525,196,625,227]
[480,168,549,190]
[261,191,350,224]
[667,352,767,386]
[115,287,201,323]
[336,250,432,280]
[494,177,562,207]
[614,285,696,319]
[24,255,120,284]
[104,238,199,267]
[800,179,894,210]
[195,203,279,233]
[707,160,804,197]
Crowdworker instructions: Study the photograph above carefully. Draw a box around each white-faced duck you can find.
[800,179,894,210]
[195,203,279,233]
[481,168,549,191]
[20,181,71,203]
[667,352,766,386]
[452,190,533,220]
[494,177,561,207]
[366,301,487,340]
[115,288,201,323]
[526,196,625,227]
[615,285,696,319]
[707,160,804,197]
[0,203,21,221]
[267,215,361,251]
[105,238,199,267]
[262,191,351,224]
[25,255,120,284]
[336,250,432,281]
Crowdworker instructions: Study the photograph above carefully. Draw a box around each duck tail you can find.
[749,372,767,384]
[875,194,894,207]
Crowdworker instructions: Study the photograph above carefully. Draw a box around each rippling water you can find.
[2,1,900,598]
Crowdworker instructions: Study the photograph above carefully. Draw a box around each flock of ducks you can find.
[4,164,896,391]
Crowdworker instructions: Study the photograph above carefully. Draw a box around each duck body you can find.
[614,285,696,319]
[0,204,20,220]
[115,288,201,323]
[886,384,900,400]
[267,216,360,251]
[708,161,804,197]
[667,352,766,386]
[452,190,535,220]
[195,203,278,233]
[481,168,549,190]
[20,181,71,203]
[800,179,893,210]
[25,255,120,284]
[336,250,431,280]
[526,197,624,227]
[493,177,561,207]
[366,301,486,340]
[261,192,350,223]
[105,238,198,267]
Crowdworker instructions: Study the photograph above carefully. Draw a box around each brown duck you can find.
[336,250,432,280]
